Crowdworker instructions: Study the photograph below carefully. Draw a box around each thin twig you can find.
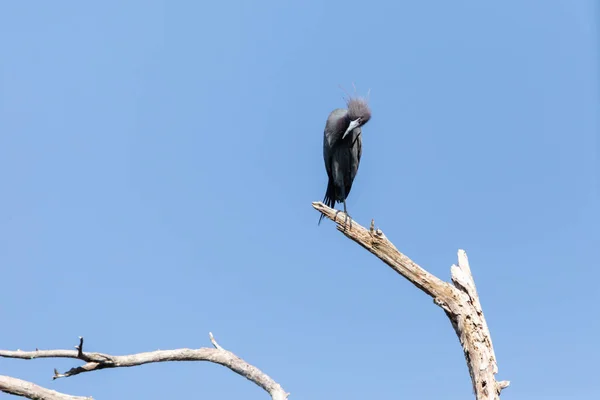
[209,332,225,351]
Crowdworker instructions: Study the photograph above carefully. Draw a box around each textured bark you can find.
[0,334,288,400]
[0,376,91,400]
[0,202,508,400]
[313,201,510,400]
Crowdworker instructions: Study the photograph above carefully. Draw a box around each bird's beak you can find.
[342,118,361,139]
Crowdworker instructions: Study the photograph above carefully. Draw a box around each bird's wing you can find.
[323,109,348,180]
[323,135,334,184]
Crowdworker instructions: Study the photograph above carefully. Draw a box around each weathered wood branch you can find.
[0,333,288,400]
[0,376,91,400]
[313,201,510,400]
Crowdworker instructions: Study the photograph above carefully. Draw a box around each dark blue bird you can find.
[319,95,372,227]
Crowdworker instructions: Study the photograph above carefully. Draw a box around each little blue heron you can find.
[319,94,372,227]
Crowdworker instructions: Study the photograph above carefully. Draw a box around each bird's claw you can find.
[334,209,353,231]
[343,213,353,231]
[334,209,342,221]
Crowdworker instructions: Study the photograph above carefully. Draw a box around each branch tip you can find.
[75,337,84,357]
[457,249,471,273]
[209,332,224,351]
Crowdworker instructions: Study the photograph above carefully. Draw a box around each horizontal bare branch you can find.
[0,334,288,400]
[0,375,91,400]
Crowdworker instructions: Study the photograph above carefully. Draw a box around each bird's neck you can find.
[336,115,352,139]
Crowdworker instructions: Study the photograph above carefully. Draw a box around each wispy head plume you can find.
[346,96,371,122]
[337,83,370,122]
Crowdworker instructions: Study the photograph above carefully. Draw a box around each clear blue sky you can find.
[1,1,598,399]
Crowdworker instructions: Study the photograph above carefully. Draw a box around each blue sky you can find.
[0,1,597,399]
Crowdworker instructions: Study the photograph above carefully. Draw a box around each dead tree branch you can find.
[313,201,510,400]
[0,376,91,400]
[0,333,288,400]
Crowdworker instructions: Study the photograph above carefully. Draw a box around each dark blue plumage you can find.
[319,96,371,226]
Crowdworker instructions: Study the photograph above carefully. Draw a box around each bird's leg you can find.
[342,200,353,231]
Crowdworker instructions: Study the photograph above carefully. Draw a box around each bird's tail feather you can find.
[318,178,336,225]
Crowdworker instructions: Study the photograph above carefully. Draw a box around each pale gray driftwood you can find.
[0,333,288,400]
[0,375,91,400]
[313,201,510,400]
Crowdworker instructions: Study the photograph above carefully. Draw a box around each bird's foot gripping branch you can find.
[333,209,353,230]
[313,201,510,400]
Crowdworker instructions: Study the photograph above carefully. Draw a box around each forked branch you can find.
[0,333,288,400]
[313,201,510,400]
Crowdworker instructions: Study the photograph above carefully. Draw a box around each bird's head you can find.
[342,96,371,139]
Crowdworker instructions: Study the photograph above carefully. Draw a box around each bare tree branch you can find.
[0,203,509,400]
[313,201,510,400]
[0,333,288,400]
[0,376,91,400]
